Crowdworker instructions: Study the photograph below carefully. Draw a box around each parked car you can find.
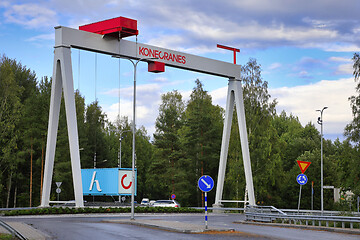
[152,200,180,208]
[141,198,150,205]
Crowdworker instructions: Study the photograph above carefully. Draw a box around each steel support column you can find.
[41,46,84,207]
[214,79,256,206]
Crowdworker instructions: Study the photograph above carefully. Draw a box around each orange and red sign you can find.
[296,160,311,174]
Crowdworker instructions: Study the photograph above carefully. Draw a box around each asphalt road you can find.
[2,213,360,240]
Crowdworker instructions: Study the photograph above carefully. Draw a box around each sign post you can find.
[198,175,214,230]
[296,160,311,212]
[311,181,314,210]
[55,182,62,201]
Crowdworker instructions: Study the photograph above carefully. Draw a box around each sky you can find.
[0,0,359,141]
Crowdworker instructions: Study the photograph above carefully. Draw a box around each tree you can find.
[180,79,223,206]
[345,53,360,145]
[0,56,23,207]
[148,91,185,201]
[82,101,108,169]
[225,58,283,206]
[343,52,360,196]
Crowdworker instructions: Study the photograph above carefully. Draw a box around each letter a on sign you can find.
[296,160,311,174]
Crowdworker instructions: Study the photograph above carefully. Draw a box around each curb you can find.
[1,221,49,240]
[105,219,234,233]
[235,220,360,235]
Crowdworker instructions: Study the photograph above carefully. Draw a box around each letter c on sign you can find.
[121,174,132,189]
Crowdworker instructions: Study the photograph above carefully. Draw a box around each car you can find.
[152,200,180,208]
[141,198,150,205]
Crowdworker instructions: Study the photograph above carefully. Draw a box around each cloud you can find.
[269,77,356,136]
[4,0,358,54]
[4,3,57,29]
[297,57,327,70]
[26,33,54,42]
[317,43,360,52]
[334,63,353,75]
[328,56,353,75]
[103,83,163,137]
[328,56,352,62]
[132,0,360,52]
[268,62,282,70]
[206,77,356,139]
[0,1,10,8]
[210,86,227,107]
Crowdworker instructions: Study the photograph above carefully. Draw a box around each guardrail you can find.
[245,205,360,230]
[0,220,26,240]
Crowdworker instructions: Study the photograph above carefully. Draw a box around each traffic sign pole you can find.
[198,175,214,230]
[297,185,302,212]
[205,192,208,229]
[296,174,308,212]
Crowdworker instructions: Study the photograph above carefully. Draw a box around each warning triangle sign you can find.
[296,160,311,174]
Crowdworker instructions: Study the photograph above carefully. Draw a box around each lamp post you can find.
[317,106,328,213]
[118,130,131,168]
[113,55,157,220]
[94,158,107,169]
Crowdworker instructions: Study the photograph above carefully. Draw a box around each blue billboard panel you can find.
[81,168,136,196]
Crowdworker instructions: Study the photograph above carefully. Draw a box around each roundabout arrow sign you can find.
[198,175,214,192]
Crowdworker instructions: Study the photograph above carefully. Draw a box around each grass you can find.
[0,233,15,240]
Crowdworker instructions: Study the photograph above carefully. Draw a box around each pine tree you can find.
[148,91,185,201]
[181,79,223,206]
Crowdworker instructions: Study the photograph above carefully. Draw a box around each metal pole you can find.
[205,192,208,230]
[298,185,302,213]
[119,136,122,168]
[321,111,323,214]
[93,152,96,169]
[317,107,327,214]
[131,62,137,220]
[112,56,157,220]
[311,181,314,211]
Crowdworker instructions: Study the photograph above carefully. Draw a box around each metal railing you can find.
[245,205,360,229]
[0,220,26,240]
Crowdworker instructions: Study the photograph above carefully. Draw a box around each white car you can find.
[141,198,150,205]
[152,200,180,208]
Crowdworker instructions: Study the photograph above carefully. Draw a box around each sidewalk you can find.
[1,221,48,240]
[105,219,234,233]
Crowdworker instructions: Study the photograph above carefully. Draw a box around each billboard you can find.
[81,168,137,196]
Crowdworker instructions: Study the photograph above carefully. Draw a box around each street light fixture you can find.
[316,106,328,214]
[94,158,107,169]
[112,55,158,220]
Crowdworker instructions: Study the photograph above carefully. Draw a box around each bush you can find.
[3,206,202,216]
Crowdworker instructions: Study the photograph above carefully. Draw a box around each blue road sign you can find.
[198,175,214,192]
[297,174,308,185]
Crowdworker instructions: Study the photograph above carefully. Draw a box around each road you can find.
[2,213,360,240]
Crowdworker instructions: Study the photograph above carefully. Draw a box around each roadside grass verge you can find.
[0,233,15,240]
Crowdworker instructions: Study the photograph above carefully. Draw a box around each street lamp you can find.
[317,106,328,213]
[112,55,157,220]
[118,130,131,168]
[94,158,107,169]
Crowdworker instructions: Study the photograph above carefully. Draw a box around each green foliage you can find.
[3,206,202,216]
[1,54,359,212]
[343,52,360,196]
[148,91,185,201]
[0,233,15,240]
[179,80,223,206]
